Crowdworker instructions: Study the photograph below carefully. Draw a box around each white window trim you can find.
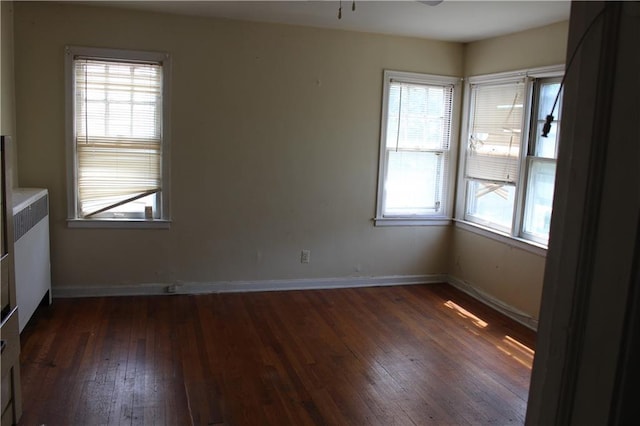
[455,64,565,248]
[454,219,547,257]
[65,45,172,229]
[67,219,171,229]
[374,70,461,227]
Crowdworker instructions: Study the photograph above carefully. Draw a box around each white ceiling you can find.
[84,1,572,43]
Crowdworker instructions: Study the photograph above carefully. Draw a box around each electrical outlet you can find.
[301,249,311,264]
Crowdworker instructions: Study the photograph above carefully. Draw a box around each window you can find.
[464,78,526,233]
[375,70,459,226]
[65,46,171,227]
[522,78,562,244]
[458,67,563,246]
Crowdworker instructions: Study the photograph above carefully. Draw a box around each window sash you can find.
[466,80,526,184]
[530,80,563,160]
[520,77,563,243]
[386,81,453,152]
[73,57,163,218]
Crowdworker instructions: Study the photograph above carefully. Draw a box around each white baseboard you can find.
[446,275,538,331]
[53,274,448,299]
[52,274,538,331]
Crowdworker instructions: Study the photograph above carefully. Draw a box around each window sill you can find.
[374,217,452,227]
[67,218,171,229]
[454,219,547,257]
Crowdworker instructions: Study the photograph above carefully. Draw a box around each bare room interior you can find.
[1,1,637,425]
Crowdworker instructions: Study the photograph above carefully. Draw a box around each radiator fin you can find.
[14,194,49,242]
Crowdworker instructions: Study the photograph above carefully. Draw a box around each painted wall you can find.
[1,1,18,185]
[450,20,569,321]
[464,20,569,76]
[14,2,461,290]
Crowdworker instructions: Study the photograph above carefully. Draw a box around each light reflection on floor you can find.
[444,300,488,328]
[497,335,535,368]
[444,300,535,369]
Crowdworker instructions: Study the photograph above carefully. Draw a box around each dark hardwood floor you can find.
[17,283,536,425]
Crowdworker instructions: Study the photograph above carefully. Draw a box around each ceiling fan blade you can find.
[417,0,444,5]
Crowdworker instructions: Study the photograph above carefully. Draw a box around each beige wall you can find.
[14,2,461,289]
[464,20,569,76]
[451,20,569,321]
[449,229,547,320]
[1,1,18,185]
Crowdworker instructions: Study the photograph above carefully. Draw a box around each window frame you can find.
[65,45,171,229]
[463,76,530,233]
[455,65,564,249]
[374,70,460,227]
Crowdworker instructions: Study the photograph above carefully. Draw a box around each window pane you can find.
[75,59,162,141]
[386,83,452,151]
[537,82,561,119]
[384,151,444,215]
[534,120,559,158]
[467,81,525,184]
[91,193,157,219]
[466,180,516,232]
[534,82,562,159]
[523,160,556,241]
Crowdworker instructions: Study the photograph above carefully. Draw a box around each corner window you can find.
[65,46,171,227]
[375,70,459,226]
[458,68,563,246]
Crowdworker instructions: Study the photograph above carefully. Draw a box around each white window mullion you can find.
[512,78,535,237]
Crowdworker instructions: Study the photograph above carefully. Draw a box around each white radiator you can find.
[12,188,51,332]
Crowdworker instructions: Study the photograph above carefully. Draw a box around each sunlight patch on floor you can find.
[444,300,488,328]
[496,335,535,368]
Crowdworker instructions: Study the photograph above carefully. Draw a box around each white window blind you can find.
[386,81,453,152]
[466,81,525,184]
[74,58,162,218]
[382,80,453,216]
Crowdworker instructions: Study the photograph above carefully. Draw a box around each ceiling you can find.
[84,1,572,43]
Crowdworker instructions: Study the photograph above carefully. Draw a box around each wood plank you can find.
[18,283,536,425]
